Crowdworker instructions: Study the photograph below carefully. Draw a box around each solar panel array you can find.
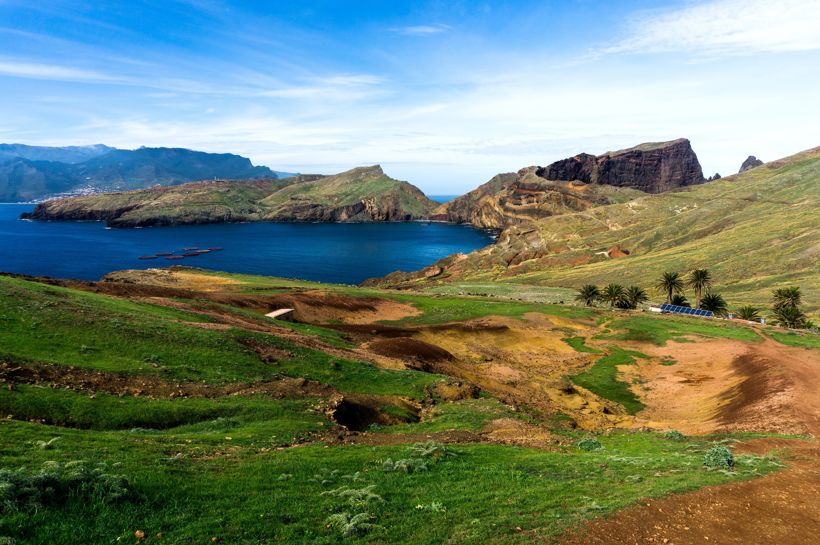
[659,304,714,317]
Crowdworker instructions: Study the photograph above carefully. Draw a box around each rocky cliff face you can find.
[739,156,763,173]
[436,168,646,230]
[537,138,704,193]
[436,139,703,230]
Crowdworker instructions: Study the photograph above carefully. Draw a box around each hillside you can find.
[370,147,820,315]
[0,145,292,202]
[23,165,438,226]
[0,267,816,544]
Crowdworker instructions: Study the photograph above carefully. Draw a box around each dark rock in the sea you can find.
[537,138,704,193]
[739,155,763,173]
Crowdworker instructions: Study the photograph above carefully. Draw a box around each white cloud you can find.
[603,0,820,56]
[0,59,121,82]
[391,24,451,36]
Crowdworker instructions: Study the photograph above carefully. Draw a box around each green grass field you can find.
[0,271,809,544]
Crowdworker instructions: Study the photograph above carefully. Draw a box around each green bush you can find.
[382,458,428,473]
[576,437,603,451]
[704,445,734,470]
[325,512,381,537]
[408,440,457,461]
[663,430,685,441]
[0,460,133,514]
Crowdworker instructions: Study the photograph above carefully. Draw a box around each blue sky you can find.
[0,0,818,193]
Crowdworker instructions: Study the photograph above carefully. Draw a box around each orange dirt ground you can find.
[558,337,820,545]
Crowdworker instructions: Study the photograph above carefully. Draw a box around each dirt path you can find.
[558,338,820,545]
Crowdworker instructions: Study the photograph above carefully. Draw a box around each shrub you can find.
[325,512,381,537]
[663,430,685,441]
[704,445,734,470]
[321,485,384,508]
[382,458,428,473]
[576,437,603,451]
[408,441,456,461]
[0,460,133,514]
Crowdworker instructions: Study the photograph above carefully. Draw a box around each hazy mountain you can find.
[0,143,115,164]
[0,145,296,202]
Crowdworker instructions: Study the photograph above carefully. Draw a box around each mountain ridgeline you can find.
[21,138,705,228]
[0,144,294,202]
[23,165,439,227]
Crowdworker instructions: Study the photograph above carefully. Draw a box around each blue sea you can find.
[0,204,491,284]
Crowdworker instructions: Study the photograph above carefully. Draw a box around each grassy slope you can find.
[260,165,437,218]
[0,275,440,396]
[421,148,820,316]
[0,270,800,544]
[29,166,437,225]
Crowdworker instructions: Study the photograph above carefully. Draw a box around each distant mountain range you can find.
[0,144,296,202]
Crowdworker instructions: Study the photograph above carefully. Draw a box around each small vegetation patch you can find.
[561,336,603,354]
[576,437,603,451]
[0,460,134,514]
[704,445,734,470]
[570,348,647,415]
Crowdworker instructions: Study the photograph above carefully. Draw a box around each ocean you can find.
[0,204,492,284]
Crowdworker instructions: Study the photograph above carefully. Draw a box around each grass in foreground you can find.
[0,420,783,545]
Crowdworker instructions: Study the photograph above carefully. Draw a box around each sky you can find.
[0,0,818,194]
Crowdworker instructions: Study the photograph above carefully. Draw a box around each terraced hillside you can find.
[23,165,437,227]
[1,267,817,544]
[373,147,820,316]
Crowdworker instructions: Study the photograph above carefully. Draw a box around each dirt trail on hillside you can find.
[559,338,820,545]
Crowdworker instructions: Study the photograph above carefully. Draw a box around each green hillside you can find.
[376,147,820,316]
[23,165,437,226]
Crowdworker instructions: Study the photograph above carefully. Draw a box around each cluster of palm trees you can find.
[575,283,648,310]
[655,269,727,314]
[575,269,813,330]
[576,269,725,313]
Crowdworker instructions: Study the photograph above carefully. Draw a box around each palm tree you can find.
[772,287,802,310]
[656,272,684,305]
[599,284,625,308]
[771,304,809,329]
[621,286,649,310]
[670,294,690,307]
[700,292,728,316]
[688,269,712,309]
[736,305,760,321]
[575,285,600,306]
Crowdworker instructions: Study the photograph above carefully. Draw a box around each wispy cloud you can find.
[602,0,820,56]
[0,59,122,82]
[257,74,385,101]
[391,24,451,36]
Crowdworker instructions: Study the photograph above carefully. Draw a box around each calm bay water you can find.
[0,204,492,284]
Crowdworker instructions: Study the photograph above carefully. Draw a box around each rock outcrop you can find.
[434,139,704,230]
[739,155,763,173]
[537,138,705,193]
